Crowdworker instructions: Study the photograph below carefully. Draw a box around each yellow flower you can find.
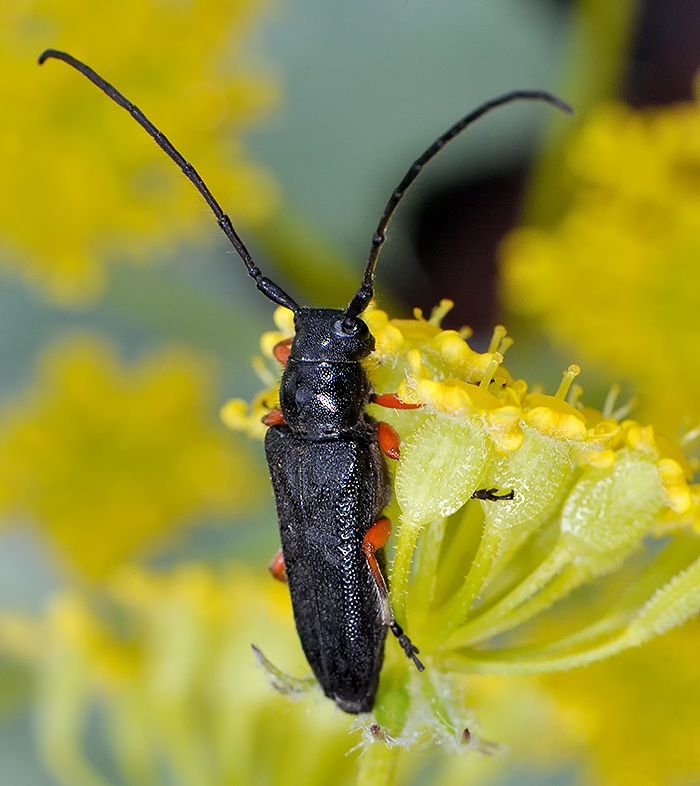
[538,616,700,786]
[0,334,264,579]
[501,79,700,433]
[0,565,379,786]
[222,302,700,765]
[0,0,278,302]
[0,562,581,786]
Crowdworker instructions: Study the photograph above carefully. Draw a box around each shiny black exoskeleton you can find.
[39,48,572,713]
[266,309,390,712]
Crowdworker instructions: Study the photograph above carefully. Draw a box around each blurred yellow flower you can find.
[0,0,278,302]
[538,616,700,786]
[0,335,264,579]
[0,564,358,786]
[501,77,700,433]
[0,562,582,786]
[9,562,698,786]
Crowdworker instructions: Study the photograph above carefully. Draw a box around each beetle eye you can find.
[335,317,360,337]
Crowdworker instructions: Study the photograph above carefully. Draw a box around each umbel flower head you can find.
[0,334,263,580]
[501,77,700,432]
[0,0,278,302]
[223,301,700,747]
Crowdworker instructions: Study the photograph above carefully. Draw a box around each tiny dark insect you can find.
[39,49,571,713]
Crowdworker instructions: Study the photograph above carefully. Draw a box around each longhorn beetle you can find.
[39,49,572,713]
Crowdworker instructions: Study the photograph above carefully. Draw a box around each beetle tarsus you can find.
[390,621,425,672]
[471,487,515,502]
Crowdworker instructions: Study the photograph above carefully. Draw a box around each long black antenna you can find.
[344,90,573,320]
[38,49,300,313]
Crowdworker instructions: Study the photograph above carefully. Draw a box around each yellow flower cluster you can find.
[539,615,700,786]
[226,301,697,528]
[222,303,700,752]
[0,336,263,579]
[0,0,278,302]
[0,565,359,786]
[501,77,700,432]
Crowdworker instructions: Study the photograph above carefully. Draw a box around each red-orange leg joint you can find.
[273,338,293,366]
[377,421,401,460]
[362,518,392,625]
[262,408,286,426]
[371,393,422,410]
[269,548,287,583]
[363,518,425,671]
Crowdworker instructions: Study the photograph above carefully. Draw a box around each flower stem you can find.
[391,518,420,622]
[428,524,503,641]
[444,551,700,675]
[444,544,576,647]
[356,741,400,786]
[410,517,446,623]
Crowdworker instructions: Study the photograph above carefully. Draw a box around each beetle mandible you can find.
[39,49,571,713]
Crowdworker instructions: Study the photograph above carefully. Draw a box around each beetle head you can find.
[291,308,374,362]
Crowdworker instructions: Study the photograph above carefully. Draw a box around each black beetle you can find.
[39,49,571,713]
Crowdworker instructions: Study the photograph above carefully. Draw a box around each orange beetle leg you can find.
[269,547,287,583]
[262,408,286,426]
[377,421,401,460]
[362,517,425,671]
[371,393,422,410]
[273,338,293,366]
[362,518,392,622]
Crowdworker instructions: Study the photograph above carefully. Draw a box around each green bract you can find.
[396,414,491,524]
[560,449,665,558]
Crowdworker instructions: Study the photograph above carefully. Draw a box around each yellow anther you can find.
[363,308,389,332]
[657,458,692,514]
[428,299,454,325]
[482,405,524,452]
[623,422,657,454]
[432,331,473,368]
[488,325,507,354]
[525,404,588,441]
[366,309,404,356]
[407,349,431,379]
[396,380,422,406]
[479,352,503,389]
[592,420,622,441]
[654,432,695,480]
[458,325,474,341]
[555,364,580,400]
[413,378,500,415]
